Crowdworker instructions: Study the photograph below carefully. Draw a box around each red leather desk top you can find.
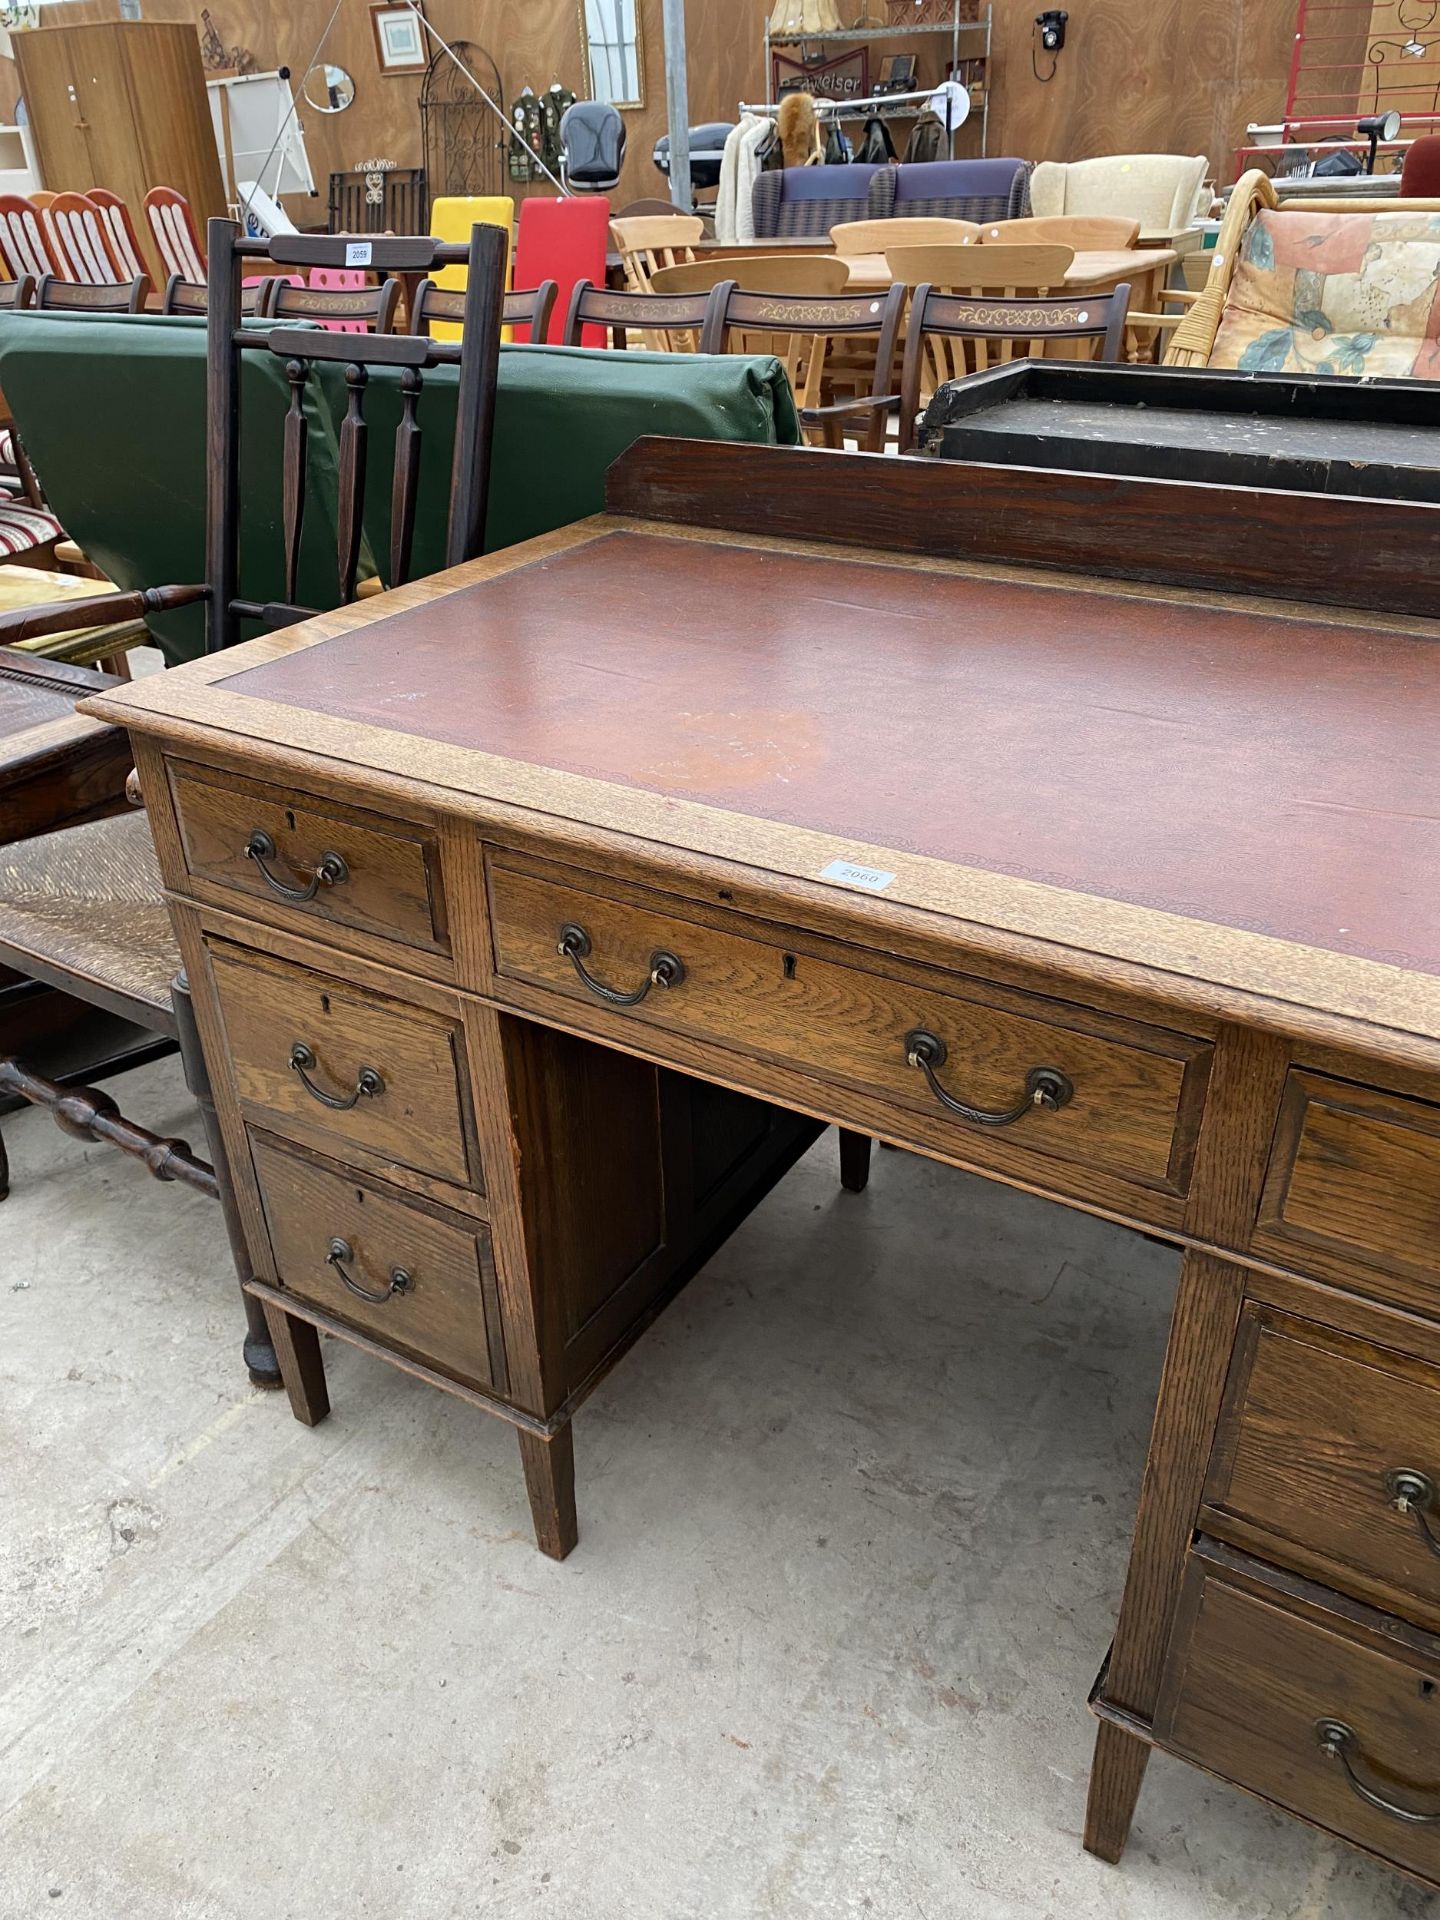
[221,530,1440,976]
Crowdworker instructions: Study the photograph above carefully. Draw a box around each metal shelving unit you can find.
[763,8,993,158]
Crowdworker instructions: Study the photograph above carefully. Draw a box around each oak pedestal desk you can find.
[85,442,1440,1892]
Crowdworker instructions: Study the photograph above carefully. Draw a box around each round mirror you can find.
[303,64,355,113]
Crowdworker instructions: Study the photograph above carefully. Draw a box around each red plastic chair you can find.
[513,194,611,344]
[43,191,127,284]
[85,187,149,280]
[144,186,206,284]
[0,194,61,281]
[1401,135,1440,197]
[306,265,372,333]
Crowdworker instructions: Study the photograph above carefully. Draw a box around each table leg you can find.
[263,1302,329,1427]
[1084,1720,1151,1862]
[838,1128,872,1192]
[519,1424,578,1561]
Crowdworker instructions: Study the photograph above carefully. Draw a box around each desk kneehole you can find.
[486,856,1213,1197]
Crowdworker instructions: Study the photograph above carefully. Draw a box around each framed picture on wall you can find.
[370,2,428,75]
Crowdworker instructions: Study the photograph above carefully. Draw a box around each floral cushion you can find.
[1209,208,1440,378]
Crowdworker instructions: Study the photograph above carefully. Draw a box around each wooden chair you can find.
[651,254,850,296]
[0,222,510,1387]
[143,185,206,284]
[408,277,558,343]
[895,280,1132,451]
[82,187,150,281]
[34,274,149,314]
[0,194,62,282]
[562,280,721,352]
[0,273,34,311]
[977,214,1140,249]
[611,213,704,294]
[886,243,1076,293]
[831,216,980,254]
[702,281,906,454]
[42,192,130,285]
[259,275,402,332]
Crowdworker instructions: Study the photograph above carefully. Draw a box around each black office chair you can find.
[560,101,626,193]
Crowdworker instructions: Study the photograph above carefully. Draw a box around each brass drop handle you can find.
[1316,1719,1440,1824]
[245,828,348,902]
[289,1042,385,1111]
[557,922,685,1006]
[326,1236,412,1305]
[1385,1468,1440,1558]
[903,1030,1073,1127]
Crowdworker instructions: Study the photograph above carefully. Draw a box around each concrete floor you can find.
[0,1057,1430,1920]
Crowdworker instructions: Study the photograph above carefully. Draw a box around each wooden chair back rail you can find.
[979,214,1141,249]
[705,282,906,445]
[43,192,127,284]
[886,242,1076,292]
[650,255,851,297]
[210,219,508,643]
[900,282,1132,452]
[35,273,149,313]
[562,279,720,351]
[261,276,402,331]
[831,216,980,255]
[0,195,60,279]
[0,273,35,310]
[82,187,149,279]
[161,273,267,316]
[408,278,558,340]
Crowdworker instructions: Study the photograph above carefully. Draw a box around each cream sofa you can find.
[1029,154,1209,231]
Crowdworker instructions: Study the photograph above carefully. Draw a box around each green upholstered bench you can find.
[0,313,799,663]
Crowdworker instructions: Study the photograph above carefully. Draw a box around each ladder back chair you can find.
[702,281,907,454]
[42,191,129,284]
[562,280,720,352]
[259,274,402,332]
[0,194,61,281]
[408,277,558,342]
[896,280,1132,451]
[0,224,510,1386]
[34,274,149,314]
[144,186,206,284]
[84,186,150,280]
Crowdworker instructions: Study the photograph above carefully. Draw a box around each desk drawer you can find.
[251,1134,504,1392]
[487,858,1208,1193]
[1255,1073,1440,1313]
[1157,1545,1440,1886]
[1204,1308,1440,1632]
[171,763,447,955]
[209,943,480,1192]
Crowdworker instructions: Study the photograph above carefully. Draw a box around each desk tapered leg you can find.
[263,1303,329,1427]
[1085,1720,1151,1862]
[519,1424,577,1560]
[838,1128,872,1192]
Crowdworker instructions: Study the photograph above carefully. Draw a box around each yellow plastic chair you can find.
[428,194,514,340]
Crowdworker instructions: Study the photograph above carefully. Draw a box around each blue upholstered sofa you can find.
[751,158,1031,238]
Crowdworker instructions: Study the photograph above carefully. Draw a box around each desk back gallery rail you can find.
[80,436,1440,1897]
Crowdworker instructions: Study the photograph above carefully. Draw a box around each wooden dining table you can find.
[838,245,1178,298]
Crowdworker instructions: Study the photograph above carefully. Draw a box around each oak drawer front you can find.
[251,1135,504,1392]
[488,863,1206,1192]
[1157,1548,1440,1884]
[1255,1073,1440,1308]
[1204,1309,1440,1630]
[209,944,480,1191]
[170,764,447,953]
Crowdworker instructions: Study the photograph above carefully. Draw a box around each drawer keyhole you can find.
[782,953,798,981]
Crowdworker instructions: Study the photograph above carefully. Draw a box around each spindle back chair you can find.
[84,187,149,279]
